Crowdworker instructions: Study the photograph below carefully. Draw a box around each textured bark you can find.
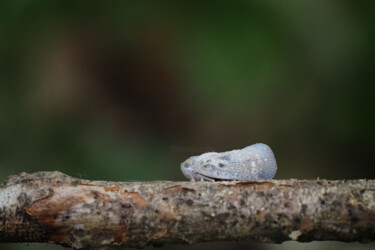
[0,171,375,249]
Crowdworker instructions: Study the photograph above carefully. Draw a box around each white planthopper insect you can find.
[180,143,277,181]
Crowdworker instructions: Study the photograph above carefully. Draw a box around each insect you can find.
[180,143,277,181]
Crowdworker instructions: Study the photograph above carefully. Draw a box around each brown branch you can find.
[0,171,374,249]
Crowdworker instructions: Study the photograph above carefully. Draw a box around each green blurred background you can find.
[1,1,374,249]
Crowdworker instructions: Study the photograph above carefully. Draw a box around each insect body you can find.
[180,143,277,181]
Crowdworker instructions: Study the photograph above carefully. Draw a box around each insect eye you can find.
[183,162,189,168]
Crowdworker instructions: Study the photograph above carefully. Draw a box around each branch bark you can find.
[0,171,374,249]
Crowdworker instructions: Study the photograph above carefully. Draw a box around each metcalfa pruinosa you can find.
[180,143,277,181]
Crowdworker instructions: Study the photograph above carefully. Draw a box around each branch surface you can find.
[0,171,374,249]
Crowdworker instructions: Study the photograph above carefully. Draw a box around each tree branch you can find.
[0,171,374,249]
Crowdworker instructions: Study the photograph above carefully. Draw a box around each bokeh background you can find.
[1,1,375,250]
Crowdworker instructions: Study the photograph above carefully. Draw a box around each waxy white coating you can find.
[181,143,277,181]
